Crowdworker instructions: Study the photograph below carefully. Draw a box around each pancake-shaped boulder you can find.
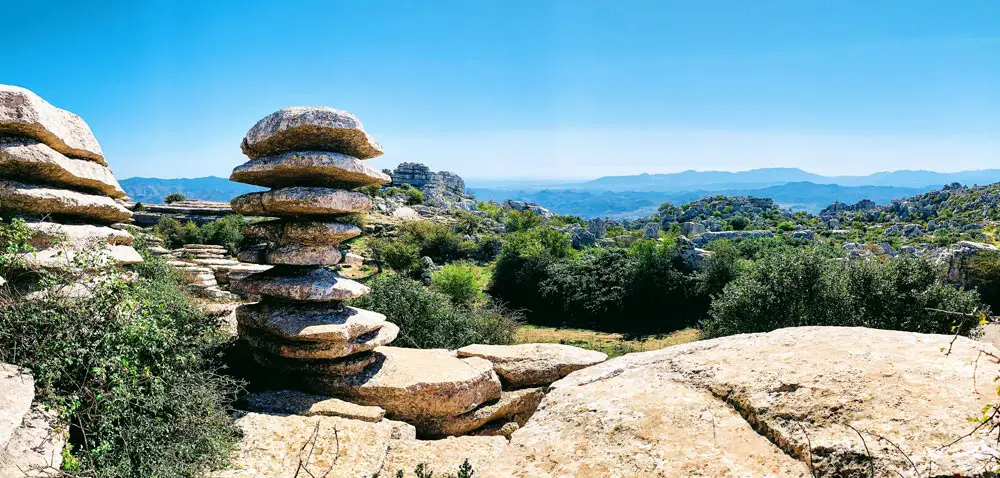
[241,107,383,160]
[237,302,386,342]
[231,150,390,188]
[0,85,105,164]
[231,187,371,218]
[0,180,132,224]
[0,138,124,197]
[230,266,369,301]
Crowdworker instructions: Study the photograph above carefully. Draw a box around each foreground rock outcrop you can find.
[0,364,63,477]
[0,85,139,282]
[484,327,1000,477]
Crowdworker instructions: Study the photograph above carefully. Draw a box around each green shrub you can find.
[351,273,519,349]
[399,184,424,205]
[504,209,541,232]
[702,250,985,338]
[0,239,242,477]
[431,261,489,306]
[163,192,186,203]
[197,214,246,252]
[964,251,1000,313]
[370,236,421,272]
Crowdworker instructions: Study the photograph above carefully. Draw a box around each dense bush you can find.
[351,273,519,349]
[153,214,246,250]
[0,233,242,477]
[430,261,489,306]
[491,231,708,334]
[163,192,186,203]
[964,251,1000,313]
[703,250,985,338]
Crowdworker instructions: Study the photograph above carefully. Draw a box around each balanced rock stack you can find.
[0,85,139,274]
[227,108,512,437]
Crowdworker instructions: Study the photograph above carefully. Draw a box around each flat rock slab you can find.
[26,222,133,248]
[0,364,34,451]
[262,243,342,266]
[381,436,508,478]
[242,390,385,422]
[0,85,104,164]
[0,405,64,477]
[20,244,142,270]
[231,150,390,189]
[237,302,386,342]
[307,346,502,422]
[252,350,379,375]
[232,187,371,218]
[0,180,132,224]
[485,326,1000,478]
[241,322,399,360]
[242,220,360,245]
[241,107,383,160]
[0,138,124,197]
[212,412,394,478]
[457,343,608,388]
[417,387,545,439]
[230,267,368,301]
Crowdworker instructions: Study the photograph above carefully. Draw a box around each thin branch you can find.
[796,421,818,478]
[845,424,875,478]
[870,431,919,477]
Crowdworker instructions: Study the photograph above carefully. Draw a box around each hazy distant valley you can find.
[124,167,1000,219]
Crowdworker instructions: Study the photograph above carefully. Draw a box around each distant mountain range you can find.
[120,176,263,204]
[122,168,1000,219]
[577,168,1000,191]
[471,182,931,219]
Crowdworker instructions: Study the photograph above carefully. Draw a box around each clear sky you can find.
[3,0,998,180]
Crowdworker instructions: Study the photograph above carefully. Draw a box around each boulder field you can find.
[211,326,1000,477]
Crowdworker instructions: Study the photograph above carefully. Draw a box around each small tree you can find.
[163,192,187,204]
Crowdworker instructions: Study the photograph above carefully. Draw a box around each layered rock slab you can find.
[380,436,508,477]
[230,267,369,301]
[242,220,360,245]
[231,187,371,218]
[242,390,385,422]
[0,85,104,164]
[0,138,124,197]
[240,107,384,160]
[306,347,502,422]
[0,180,131,223]
[0,406,64,477]
[231,150,390,188]
[485,326,1000,478]
[240,321,399,359]
[457,343,608,388]
[213,412,395,478]
[236,302,386,342]
[416,387,545,439]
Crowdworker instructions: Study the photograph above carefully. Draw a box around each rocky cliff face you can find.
[389,162,475,210]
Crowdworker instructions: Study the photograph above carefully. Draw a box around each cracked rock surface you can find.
[483,327,1000,478]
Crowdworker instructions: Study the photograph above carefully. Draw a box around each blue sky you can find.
[3,0,998,180]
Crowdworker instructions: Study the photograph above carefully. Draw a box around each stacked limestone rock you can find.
[165,244,269,299]
[227,107,521,437]
[0,85,139,279]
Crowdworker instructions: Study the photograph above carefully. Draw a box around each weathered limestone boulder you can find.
[0,365,34,449]
[213,412,395,478]
[0,138,124,197]
[416,387,545,438]
[240,107,384,160]
[241,321,399,359]
[307,347,502,422]
[933,240,999,283]
[251,350,379,375]
[19,222,141,269]
[0,406,64,477]
[236,302,386,343]
[259,243,342,266]
[457,343,608,388]
[231,150,390,188]
[0,180,132,223]
[380,436,507,477]
[0,85,104,164]
[231,187,371,217]
[242,390,385,422]
[485,327,1000,477]
[230,266,369,301]
[242,220,360,245]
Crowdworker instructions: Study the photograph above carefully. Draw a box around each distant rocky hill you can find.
[120,176,263,204]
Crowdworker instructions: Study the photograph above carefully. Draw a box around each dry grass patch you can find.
[516,325,700,357]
